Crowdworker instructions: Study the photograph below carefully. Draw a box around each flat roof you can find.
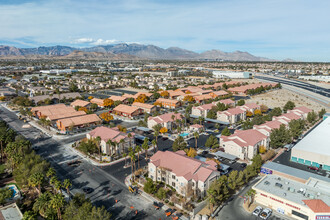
[213,151,237,160]
[0,203,23,220]
[262,162,330,183]
[254,175,330,209]
[292,117,330,157]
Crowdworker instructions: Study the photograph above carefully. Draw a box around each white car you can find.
[259,208,272,220]
[252,206,263,216]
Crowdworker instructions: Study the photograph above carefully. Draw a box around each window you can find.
[150,168,153,172]
[157,177,160,180]
[172,175,176,179]
[172,182,176,187]
[192,182,195,187]
[162,177,165,182]
[150,175,153,179]
[158,170,160,173]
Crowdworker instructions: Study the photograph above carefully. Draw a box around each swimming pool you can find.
[179,132,189,137]
[7,185,18,199]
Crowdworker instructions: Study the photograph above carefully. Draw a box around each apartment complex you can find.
[148,151,220,197]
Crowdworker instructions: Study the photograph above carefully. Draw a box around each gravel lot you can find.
[247,89,327,111]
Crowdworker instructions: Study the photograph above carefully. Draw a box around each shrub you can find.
[169,202,174,206]
[165,199,169,203]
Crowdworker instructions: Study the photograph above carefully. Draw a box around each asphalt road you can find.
[0,104,167,220]
[216,177,294,220]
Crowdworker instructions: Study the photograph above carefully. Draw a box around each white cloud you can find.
[91,39,118,45]
[74,38,94,43]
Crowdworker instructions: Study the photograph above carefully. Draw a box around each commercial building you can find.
[291,117,330,171]
[253,174,330,220]
[0,203,23,220]
[148,150,220,198]
[213,71,252,79]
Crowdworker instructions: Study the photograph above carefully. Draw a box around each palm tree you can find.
[152,124,162,150]
[245,189,256,207]
[152,139,157,153]
[199,116,204,125]
[193,132,199,149]
[0,127,7,162]
[129,150,136,182]
[28,172,45,195]
[207,188,217,213]
[135,145,141,170]
[46,167,56,179]
[33,192,51,218]
[142,138,149,160]
[53,179,62,194]
[106,139,113,156]
[123,152,127,167]
[50,176,59,193]
[49,193,65,220]
[119,139,125,155]
[63,179,72,196]
[95,136,102,162]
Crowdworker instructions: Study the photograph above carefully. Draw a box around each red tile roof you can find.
[149,112,182,123]
[89,126,132,143]
[150,151,218,182]
[113,104,140,114]
[132,102,155,110]
[194,103,216,111]
[220,107,245,116]
[222,129,267,147]
[303,199,330,213]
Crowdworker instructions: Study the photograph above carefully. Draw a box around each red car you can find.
[308,166,319,171]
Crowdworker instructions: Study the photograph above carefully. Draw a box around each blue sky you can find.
[0,0,329,61]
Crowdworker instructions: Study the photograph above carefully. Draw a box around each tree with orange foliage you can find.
[183,95,195,103]
[159,127,168,134]
[103,98,114,108]
[88,96,94,100]
[185,148,197,158]
[135,94,148,103]
[154,102,162,107]
[246,111,253,117]
[254,109,262,116]
[99,112,114,122]
[78,107,88,113]
[260,105,268,113]
[185,90,191,94]
[160,91,169,98]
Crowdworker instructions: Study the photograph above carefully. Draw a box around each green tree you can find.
[283,101,295,112]
[227,170,238,190]
[307,111,317,124]
[216,102,228,111]
[245,189,256,207]
[153,124,162,150]
[129,150,136,182]
[144,179,157,194]
[142,138,149,160]
[221,127,231,136]
[289,119,305,139]
[0,187,13,205]
[318,108,326,119]
[193,132,199,149]
[152,139,157,153]
[63,179,72,196]
[269,107,282,117]
[28,172,45,195]
[172,136,187,152]
[237,99,245,106]
[46,167,56,178]
[49,193,65,220]
[33,192,55,218]
[207,109,217,119]
[22,211,37,220]
[205,135,219,149]
[135,145,141,170]
[270,124,291,149]
[156,188,167,200]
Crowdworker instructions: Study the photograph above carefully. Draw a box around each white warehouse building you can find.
[213,71,252,79]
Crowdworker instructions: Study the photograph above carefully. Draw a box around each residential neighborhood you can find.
[0,58,329,220]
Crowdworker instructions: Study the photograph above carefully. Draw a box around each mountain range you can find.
[0,43,277,61]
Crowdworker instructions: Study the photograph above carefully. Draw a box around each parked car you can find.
[82,187,93,194]
[165,208,174,217]
[240,163,247,168]
[308,166,319,171]
[252,206,263,216]
[229,160,236,164]
[201,151,208,156]
[260,208,272,220]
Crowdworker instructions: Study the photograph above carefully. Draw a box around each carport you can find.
[213,151,237,161]
[189,115,230,125]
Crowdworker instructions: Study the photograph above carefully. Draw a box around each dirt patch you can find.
[247,89,327,112]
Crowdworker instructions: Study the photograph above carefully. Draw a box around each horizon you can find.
[1,0,330,62]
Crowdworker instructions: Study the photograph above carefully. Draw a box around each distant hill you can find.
[0,43,277,61]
